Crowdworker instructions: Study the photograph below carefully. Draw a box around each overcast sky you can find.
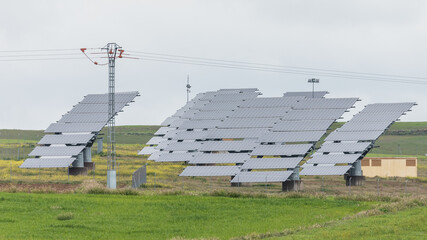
[1,0,426,130]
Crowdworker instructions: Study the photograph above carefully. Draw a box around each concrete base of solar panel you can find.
[281,180,303,191]
[344,175,365,186]
[68,162,95,176]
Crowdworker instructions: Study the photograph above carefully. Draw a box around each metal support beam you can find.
[97,138,103,153]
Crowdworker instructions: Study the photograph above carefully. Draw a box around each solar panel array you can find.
[141,89,363,183]
[20,92,139,169]
[301,102,416,176]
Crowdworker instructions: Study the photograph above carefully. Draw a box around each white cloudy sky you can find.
[0,0,426,130]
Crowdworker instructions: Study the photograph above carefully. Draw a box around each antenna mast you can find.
[103,43,121,189]
[186,75,191,103]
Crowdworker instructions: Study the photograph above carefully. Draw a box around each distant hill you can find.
[1,122,427,155]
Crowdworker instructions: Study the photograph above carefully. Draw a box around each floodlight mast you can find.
[308,78,319,98]
[103,43,121,189]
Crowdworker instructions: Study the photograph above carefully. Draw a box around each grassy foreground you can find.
[274,206,426,240]
[0,192,375,240]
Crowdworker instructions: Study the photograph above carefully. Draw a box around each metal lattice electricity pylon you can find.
[103,43,122,189]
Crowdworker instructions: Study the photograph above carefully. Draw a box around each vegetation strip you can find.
[230,197,426,240]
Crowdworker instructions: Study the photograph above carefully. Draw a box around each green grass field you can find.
[0,192,388,240]
[273,206,426,240]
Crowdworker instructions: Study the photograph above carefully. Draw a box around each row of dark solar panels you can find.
[20,92,139,168]
[139,89,389,183]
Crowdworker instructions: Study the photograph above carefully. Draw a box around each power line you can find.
[0,53,82,58]
[126,54,427,85]
[127,50,427,81]
[0,48,98,53]
[0,57,89,62]
[0,47,426,85]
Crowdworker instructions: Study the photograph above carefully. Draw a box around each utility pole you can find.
[103,43,122,189]
[307,78,319,98]
[186,74,191,103]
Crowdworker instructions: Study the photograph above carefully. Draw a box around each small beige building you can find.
[361,157,417,178]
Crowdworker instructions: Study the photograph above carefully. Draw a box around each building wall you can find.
[361,157,417,178]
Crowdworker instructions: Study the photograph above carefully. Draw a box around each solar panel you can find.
[283,91,328,98]
[206,128,268,139]
[306,154,361,164]
[162,142,202,151]
[178,120,222,129]
[272,120,335,132]
[146,136,166,145]
[325,131,383,141]
[238,97,303,108]
[198,141,256,152]
[200,102,243,111]
[154,140,173,149]
[179,109,200,118]
[154,127,172,136]
[228,107,291,118]
[251,144,313,156]
[241,157,303,169]
[293,98,358,109]
[22,91,138,169]
[164,130,185,140]
[138,147,157,155]
[300,165,352,175]
[38,134,95,145]
[192,101,212,109]
[161,116,180,126]
[172,130,209,140]
[189,153,251,164]
[167,119,188,128]
[219,118,279,128]
[80,92,138,104]
[217,88,259,92]
[147,151,162,160]
[256,131,325,143]
[156,153,197,162]
[19,158,76,168]
[349,112,404,122]
[45,122,105,133]
[337,121,392,132]
[180,166,240,176]
[29,146,86,156]
[231,171,293,183]
[318,142,371,153]
[69,102,128,113]
[280,109,347,120]
[361,103,416,113]
[209,92,260,101]
[58,113,109,123]
[190,110,234,120]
